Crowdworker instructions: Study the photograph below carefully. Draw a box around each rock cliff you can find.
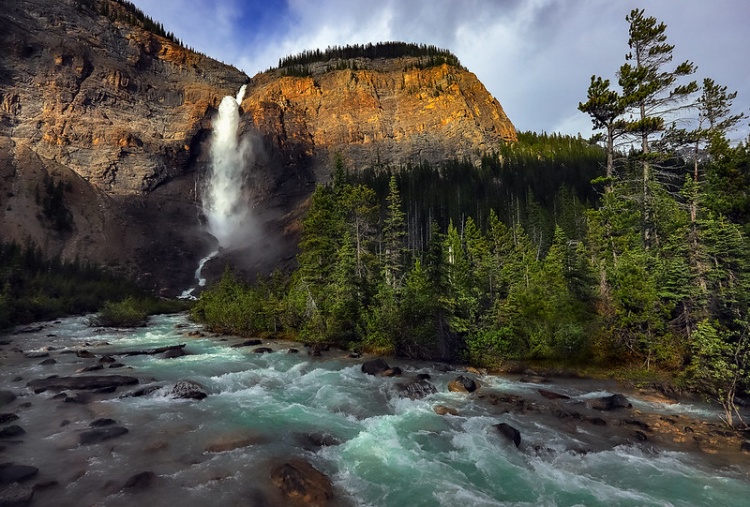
[0,0,516,294]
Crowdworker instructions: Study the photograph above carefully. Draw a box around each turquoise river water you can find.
[1,313,749,506]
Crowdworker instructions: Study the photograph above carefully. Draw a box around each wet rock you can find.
[76,364,104,373]
[126,385,162,398]
[204,434,263,453]
[122,471,155,491]
[32,480,59,491]
[494,422,521,448]
[79,426,129,445]
[465,367,486,376]
[24,352,49,359]
[586,417,607,426]
[0,391,17,407]
[122,344,186,356]
[39,358,56,366]
[90,418,117,427]
[586,394,632,411]
[0,463,39,485]
[170,380,207,400]
[109,363,125,369]
[162,347,188,359]
[395,378,437,400]
[288,348,300,354]
[94,386,118,394]
[348,352,361,358]
[14,325,43,334]
[296,432,341,450]
[361,358,390,376]
[538,389,570,400]
[448,375,480,393]
[76,350,95,358]
[27,375,139,393]
[231,339,262,348]
[633,430,648,442]
[0,482,34,506]
[11,377,22,383]
[624,419,651,431]
[434,405,459,416]
[382,367,402,377]
[741,441,750,454]
[519,375,551,384]
[0,425,26,438]
[253,347,273,354]
[60,420,71,427]
[99,355,116,363]
[63,392,91,404]
[0,413,19,424]
[270,459,334,507]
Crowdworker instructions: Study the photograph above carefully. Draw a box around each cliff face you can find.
[242,58,516,178]
[0,0,517,293]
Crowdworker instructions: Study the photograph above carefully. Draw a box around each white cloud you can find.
[129,0,750,140]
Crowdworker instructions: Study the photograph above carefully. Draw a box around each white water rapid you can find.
[3,314,750,506]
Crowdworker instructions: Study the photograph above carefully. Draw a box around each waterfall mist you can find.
[203,84,255,250]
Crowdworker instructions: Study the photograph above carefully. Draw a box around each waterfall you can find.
[180,84,250,298]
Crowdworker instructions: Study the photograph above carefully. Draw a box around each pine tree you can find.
[382,175,407,289]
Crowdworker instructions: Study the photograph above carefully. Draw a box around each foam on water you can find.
[3,313,750,507]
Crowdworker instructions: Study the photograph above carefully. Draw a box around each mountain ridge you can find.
[0,0,516,293]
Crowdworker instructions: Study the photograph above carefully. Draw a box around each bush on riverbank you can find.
[88,296,192,328]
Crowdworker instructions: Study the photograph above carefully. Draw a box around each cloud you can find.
[129,0,750,140]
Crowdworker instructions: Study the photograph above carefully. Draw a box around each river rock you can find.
[90,418,117,427]
[253,347,273,354]
[98,355,116,363]
[39,358,57,366]
[361,358,390,376]
[0,425,25,438]
[494,422,521,448]
[0,463,39,485]
[586,394,632,411]
[231,339,262,348]
[76,364,104,373]
[296,432,341,450]
[270,459,334,507]
[170,380,207,400]
[448,375,480,393]
[162,347,188,359]
[76,350,96,358]
[122,471,155,491]
[395,378,437,400]
[434,405,459,416]
[27,375,139,393]
[0,482,34,506]
[79,426,129,445]
[538,389,570,400]
[0,391,17,407]
[0,413,19,424]
[24,351,49,359]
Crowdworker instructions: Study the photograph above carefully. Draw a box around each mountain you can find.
[0,0,516,294]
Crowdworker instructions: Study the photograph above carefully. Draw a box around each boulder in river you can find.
[270,459,334,507]
[0,463,39,485]
[0,482,34,506]
[162,347,188,359]
[361,358,390,376]
[434,405,459,416]
[79,426,129,445]
[170,380,207,400]
[0,425,26,438]
[395,378,437,400]
[586,394,632,411]
[538,389,570,400]
[494,422,521,448]
[0,391,17,407]
[27,375,139,393]
[0,413,19,424]
[122,471,156,491]
[231,339,262,348]
[448,375,480,393]
[253,347,273,354]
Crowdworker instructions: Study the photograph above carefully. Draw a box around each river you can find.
[1,313,749,506]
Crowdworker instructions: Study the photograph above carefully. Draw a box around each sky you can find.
[128,0,750,141]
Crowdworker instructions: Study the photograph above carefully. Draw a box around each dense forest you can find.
[194,10,750,426]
